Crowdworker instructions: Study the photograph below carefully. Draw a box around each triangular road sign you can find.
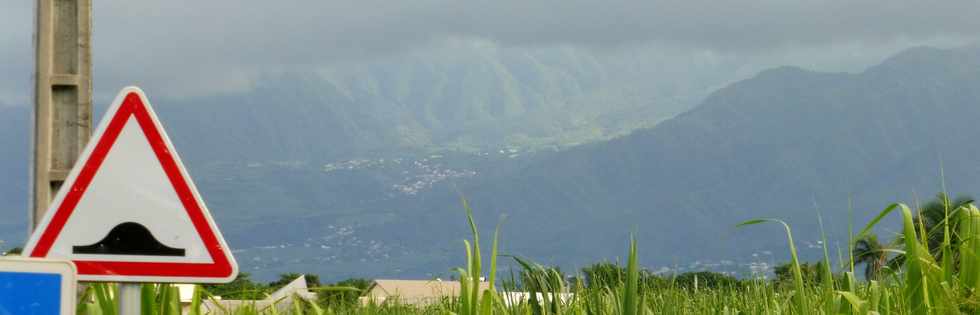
[24,87,238,283]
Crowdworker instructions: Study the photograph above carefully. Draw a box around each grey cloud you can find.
[94,0,980,63]
[0,1,34,105]
[4,1,980,101]
[440,1,980,49]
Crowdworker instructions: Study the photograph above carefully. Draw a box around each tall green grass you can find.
[71,200,980,314]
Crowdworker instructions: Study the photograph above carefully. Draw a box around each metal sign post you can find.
[118,283,141,315]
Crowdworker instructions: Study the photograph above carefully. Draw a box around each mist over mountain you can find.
[464,45,980,263]
[199,45,980,280]
[0,43,731,259]
[456,45,980,264]
[154,44,734,165]
[2,45,979,281]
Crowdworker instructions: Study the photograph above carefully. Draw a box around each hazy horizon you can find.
[4,1,980,283]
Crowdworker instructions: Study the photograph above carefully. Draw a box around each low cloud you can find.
[2,1,978,101]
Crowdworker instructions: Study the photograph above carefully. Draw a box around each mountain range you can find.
[195,45,980,280]
[155,44,731,165]
[2,45,980,281]
[2,44,728,251]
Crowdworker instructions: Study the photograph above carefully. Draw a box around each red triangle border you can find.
[28,91,234,280]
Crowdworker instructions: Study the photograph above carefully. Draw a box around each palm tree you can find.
[886,193,974,271]
[852,234,888,280]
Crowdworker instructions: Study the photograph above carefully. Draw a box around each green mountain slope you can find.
[441,45,980,268]
[4,45,979,281]
[207,45,980,280]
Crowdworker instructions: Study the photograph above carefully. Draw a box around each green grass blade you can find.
[959,205,980,293]
[140,284,156,315]
[463,198,483,315]
[189,285,203,315]
[836,291,868,314]
[856,203,899,240]
[900,204,931,315]
[816,210,836,314]
[458,267,473,315]
[622,236,638,315]
[738,218,805,313]
[489,218,503,292]
[941,195,955,284]
[92,283,117,315]
[848,196,856,274]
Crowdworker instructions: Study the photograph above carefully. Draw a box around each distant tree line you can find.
[2,247,21,256]
[579,262,743,291]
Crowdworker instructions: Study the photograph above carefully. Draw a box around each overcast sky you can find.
[2,1,979,105]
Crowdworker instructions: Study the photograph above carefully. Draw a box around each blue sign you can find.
[0,259,75,315]
[0,272,62,315]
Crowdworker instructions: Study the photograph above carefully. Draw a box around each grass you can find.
[70,199,980,314]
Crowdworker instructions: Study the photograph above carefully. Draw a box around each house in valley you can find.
[360,279,490,306]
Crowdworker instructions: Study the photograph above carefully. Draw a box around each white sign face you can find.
[0,258,77,315]
[23,87,238,283]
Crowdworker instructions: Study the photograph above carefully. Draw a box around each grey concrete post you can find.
[31,0,92,232]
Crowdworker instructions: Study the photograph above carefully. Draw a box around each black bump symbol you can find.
[73,222,185,256]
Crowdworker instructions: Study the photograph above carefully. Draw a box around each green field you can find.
[71,196,980,314]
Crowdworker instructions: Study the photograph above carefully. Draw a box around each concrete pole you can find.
[31,0,92,233]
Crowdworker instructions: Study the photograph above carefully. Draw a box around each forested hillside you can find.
[4,46,980,281]
[201,45,980,280]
